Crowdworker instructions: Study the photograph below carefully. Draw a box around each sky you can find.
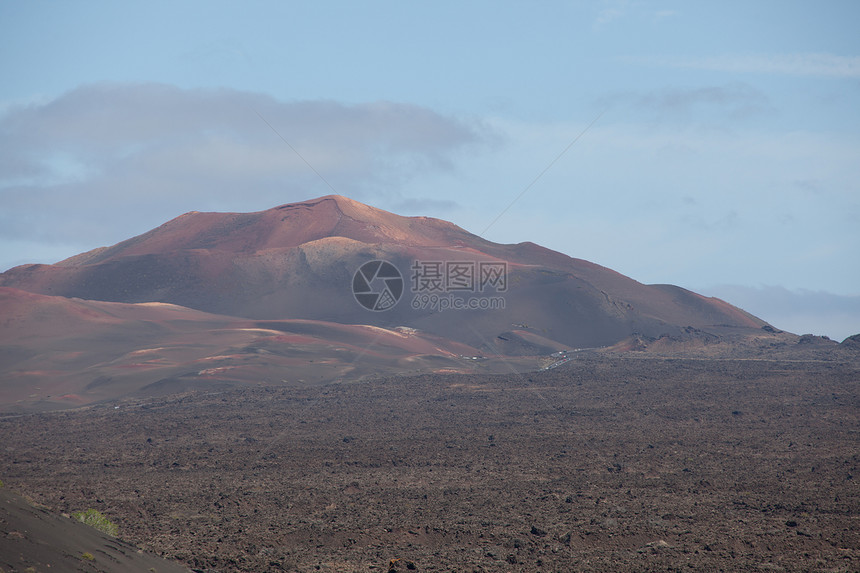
[1,0,858,340]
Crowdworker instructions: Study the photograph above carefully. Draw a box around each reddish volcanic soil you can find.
[0,287,543,411]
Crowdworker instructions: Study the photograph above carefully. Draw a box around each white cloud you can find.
[594,3,678,30]
[600,83,773,122]
[627,52,860,78]
[0,83,487,249]
[652,9,677,23]
[593,0,629,29]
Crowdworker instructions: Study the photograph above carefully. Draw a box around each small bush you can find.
[81,551,95,561]
[72,508,118,537]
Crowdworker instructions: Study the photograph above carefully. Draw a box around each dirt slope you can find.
[0,486,189,572]
[0,287,539,411]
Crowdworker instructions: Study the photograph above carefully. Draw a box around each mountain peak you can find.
[273,194,464,243]
[310,193,373,211]
[53,195,473,267]
[276,194,373,215]
[1,194,768,353]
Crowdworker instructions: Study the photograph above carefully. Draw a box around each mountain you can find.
[1,195,797,410]
[1,286,528,410]
[0,195,765,354]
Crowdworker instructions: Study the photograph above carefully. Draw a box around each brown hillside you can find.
[0,195,766,354]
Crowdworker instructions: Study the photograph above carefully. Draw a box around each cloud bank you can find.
[599,83,773,122]
[0,83,484,249]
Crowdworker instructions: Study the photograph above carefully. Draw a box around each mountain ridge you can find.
[0,194,765,351]
[58,195,480,265]
[2,195,850,411]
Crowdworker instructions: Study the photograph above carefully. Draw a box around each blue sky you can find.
[1,1,859,339]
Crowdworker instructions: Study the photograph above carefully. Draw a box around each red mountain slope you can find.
[1,287,524,411]
[0,195,765,353]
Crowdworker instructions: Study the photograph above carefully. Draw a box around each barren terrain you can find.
[0,195,816,414]
[0,197,857,571]
[2,353,857,572]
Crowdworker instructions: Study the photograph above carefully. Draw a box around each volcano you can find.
[0,195,764,351]
[0,195,782,410]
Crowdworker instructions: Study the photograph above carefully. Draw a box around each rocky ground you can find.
[1,353,858,572]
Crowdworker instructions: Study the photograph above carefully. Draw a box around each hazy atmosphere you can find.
[1,0,858,340]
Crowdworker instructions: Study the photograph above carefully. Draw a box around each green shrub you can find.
[81,551,95,561]
[72,508,118,537]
